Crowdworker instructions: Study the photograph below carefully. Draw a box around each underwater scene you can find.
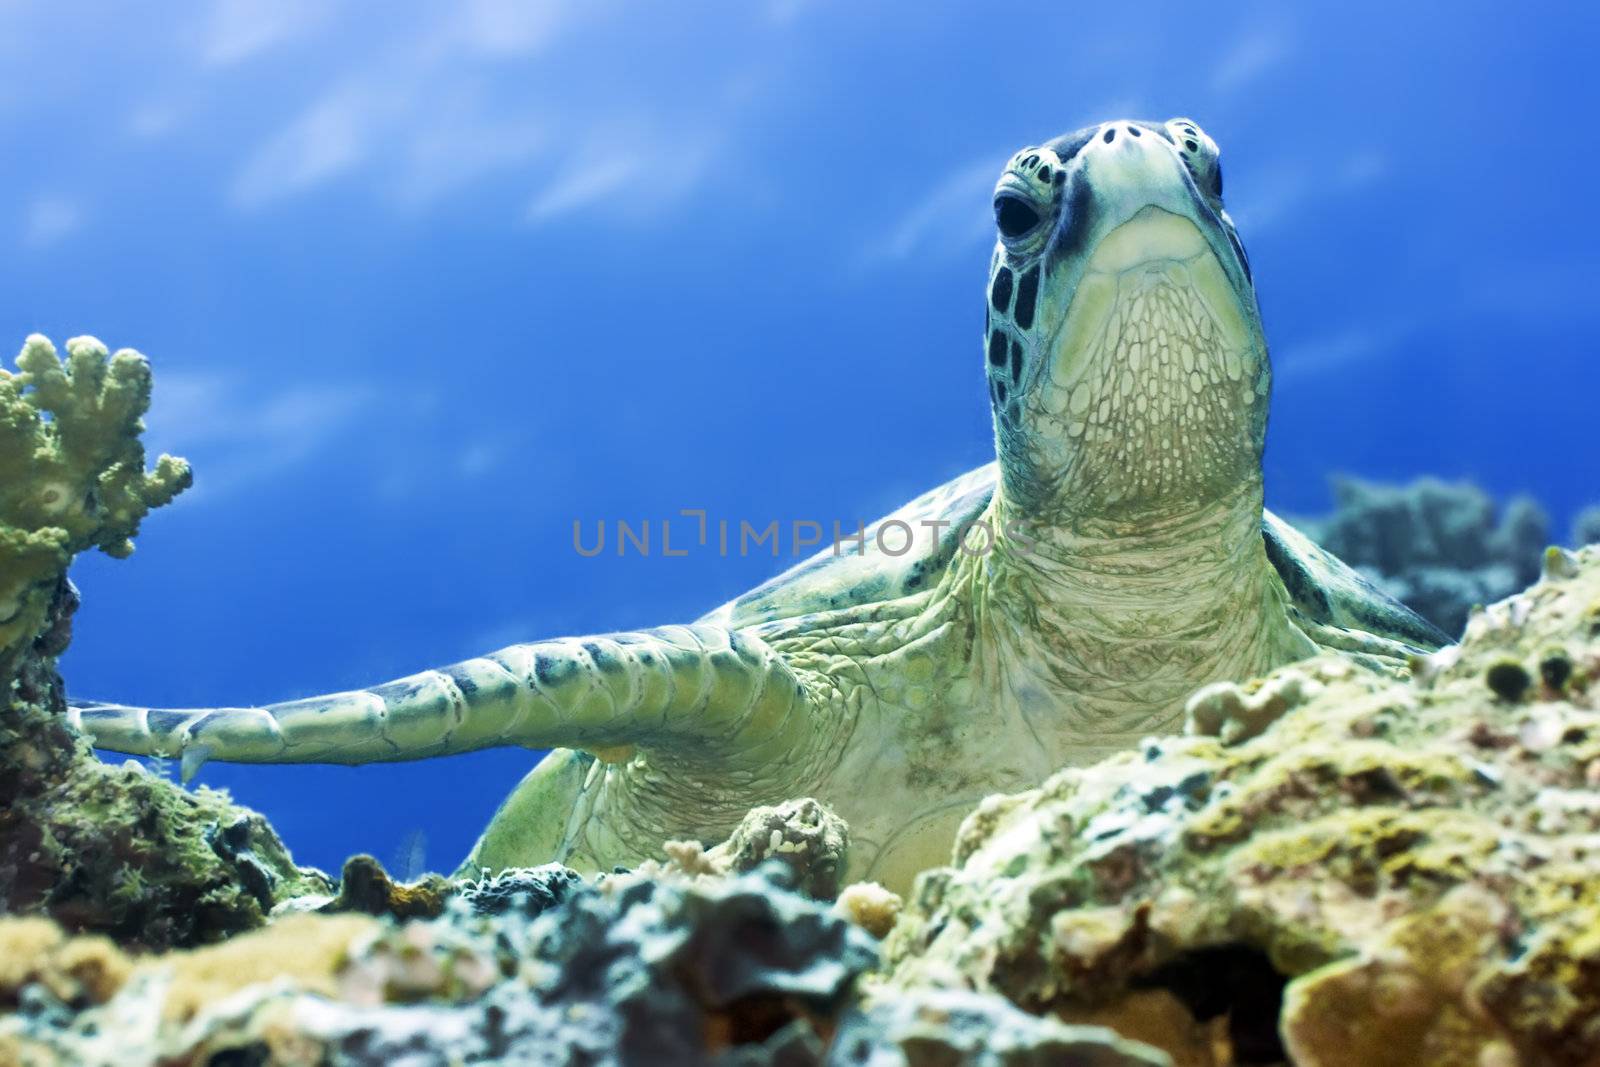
[2,3,1597,1064]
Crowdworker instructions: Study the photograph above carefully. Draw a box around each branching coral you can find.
[0,334,190,675]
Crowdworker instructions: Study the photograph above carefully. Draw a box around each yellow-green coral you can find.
[0,911,376,1067]
[0,917,131,1009]
[1280,890,1511,1067]
[153,913,377,1024]
[0,334,190,663]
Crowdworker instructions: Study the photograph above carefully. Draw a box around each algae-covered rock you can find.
[1276,888,1512,1067]
[0,334,329,950]
[878,546,1600,1066]
[0,749,332,949]
[317,854,452,921]
[708,797,851,899]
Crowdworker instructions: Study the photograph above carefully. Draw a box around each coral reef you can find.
[0,335,329,950]
[0,862,1179,1066]
[877,544,1600,1066]
[0,744,331,950]
[1297,475,1554,638]
[0,804,1173,1065]
[1298,474,1600,639]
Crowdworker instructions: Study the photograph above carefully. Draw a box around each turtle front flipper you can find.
[69,624,817,776]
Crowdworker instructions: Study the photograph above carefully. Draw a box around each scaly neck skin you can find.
[954,475,1313,752]
[949,216,1319,751]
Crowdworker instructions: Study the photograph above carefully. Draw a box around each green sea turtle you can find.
[72,118,1447,892]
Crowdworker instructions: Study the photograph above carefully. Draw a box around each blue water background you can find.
[4,3,1593,873]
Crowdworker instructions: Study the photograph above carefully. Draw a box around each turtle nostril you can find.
[1127,126,1140,137]
[1103,128,1116,144]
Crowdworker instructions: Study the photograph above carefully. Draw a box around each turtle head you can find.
[985,118,1268,523]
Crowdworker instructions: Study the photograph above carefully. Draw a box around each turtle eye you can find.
[994,194,1042,240]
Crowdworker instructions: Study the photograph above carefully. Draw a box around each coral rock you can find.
[1,868,881,1065]
[453,861,583,917]
[643,797,852,900]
